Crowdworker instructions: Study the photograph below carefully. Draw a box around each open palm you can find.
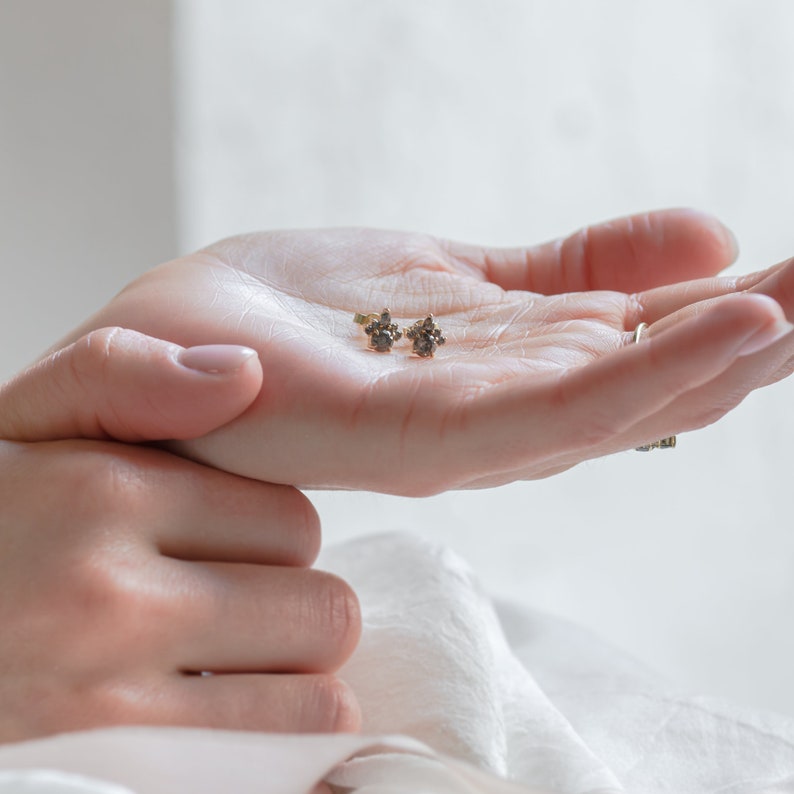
[65,210,794,494]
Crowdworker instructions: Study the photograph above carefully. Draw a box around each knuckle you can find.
[689,396,737,431]
[65,328,135,437]
[560,226,593,292]
[69,327,126,382]
[552,371,616,449]
[577,411,618,447]
[62,554,157,648]
[63,450,147,519]
[68,681,146,729]
[2,678,122,740]
[67,558,134,617]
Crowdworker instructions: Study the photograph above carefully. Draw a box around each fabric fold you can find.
[3,532,794,793]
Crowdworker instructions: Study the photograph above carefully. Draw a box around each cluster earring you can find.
[353,309,446,358]
[353,308,403,352]
[405,314,446,358]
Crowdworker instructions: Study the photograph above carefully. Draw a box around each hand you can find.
[45,210,794,495]
[0,330,361,741]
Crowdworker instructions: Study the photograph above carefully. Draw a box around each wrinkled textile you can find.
[1,532,793,793]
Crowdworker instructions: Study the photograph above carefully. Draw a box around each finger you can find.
[13,438,320,568]
[746,254,794,321]
[175,564,361,674]
[637,255,794,339]
[617,320,794,448]
[635,256,794,325]
[141,453,321,567]
[33,673,360,741]
[0,327,263,442]
[455,294,791,481]
[120,673,361,733]
[562,343,793,470]
[638,256,794,397]
[165,673,361,733]
[465,297,794,486]
[445,208,738,295]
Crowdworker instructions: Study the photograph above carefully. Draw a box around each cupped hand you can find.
[0,330,361,741]
[54,209,794,495]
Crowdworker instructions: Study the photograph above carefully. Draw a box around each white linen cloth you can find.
[1,532,793,793]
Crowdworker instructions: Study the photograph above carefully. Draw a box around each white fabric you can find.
[1,532,793,793]
[0,769,134,793]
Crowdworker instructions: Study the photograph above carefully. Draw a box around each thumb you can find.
[0,327,263,442]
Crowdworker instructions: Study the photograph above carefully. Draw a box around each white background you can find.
[1,1,793,715]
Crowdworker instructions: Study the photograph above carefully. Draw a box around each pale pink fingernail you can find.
[737,318,794,357]
[178,345,258,373]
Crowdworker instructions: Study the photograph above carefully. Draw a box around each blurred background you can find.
[1,0,793,714]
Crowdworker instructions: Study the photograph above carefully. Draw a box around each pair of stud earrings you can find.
[353,308,446,358]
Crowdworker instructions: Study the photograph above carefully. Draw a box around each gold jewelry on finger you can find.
[636,437,677,451]
[354,308,402,352]
[632,321,677,452]
[405,314,446,358]
[632,322,649,344]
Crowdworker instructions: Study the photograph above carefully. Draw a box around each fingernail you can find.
[178,345,258,373]
[738,317,794,357]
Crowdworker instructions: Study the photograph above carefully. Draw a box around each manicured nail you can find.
[737,317,794,357]
[178,345,258,373]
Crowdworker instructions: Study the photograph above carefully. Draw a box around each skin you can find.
[0,333,361,742]
[0,211,790,753]
[32,208,793,496]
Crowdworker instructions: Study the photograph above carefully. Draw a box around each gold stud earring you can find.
[353,308,402,352]
[405,315,446,358]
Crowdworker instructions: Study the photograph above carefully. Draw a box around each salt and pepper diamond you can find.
[354,309,447,357]
[406,314,446,358]
[361,308,402,352]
